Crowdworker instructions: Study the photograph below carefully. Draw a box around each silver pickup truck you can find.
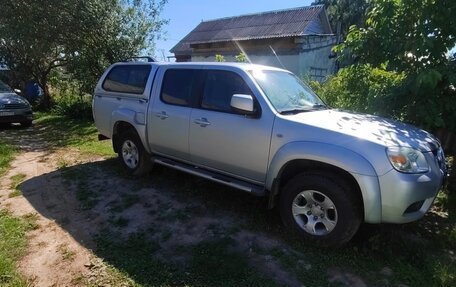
[93,60,447,246]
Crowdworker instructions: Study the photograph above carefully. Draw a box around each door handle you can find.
[155,111,169,120]
[193,118,211,127]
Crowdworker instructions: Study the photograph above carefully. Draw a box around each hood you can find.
[0,92,30,105]
[287,109,439,152]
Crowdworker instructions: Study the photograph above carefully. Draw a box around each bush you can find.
[52,93,93,120]
[310,64,406,119]
[48,72,93,120]
[311,64,456,134]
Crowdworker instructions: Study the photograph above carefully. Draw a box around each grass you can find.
[94,231,277,287]
[61,164,100,210]
[0,211,37,287]
[188,238,277,286]
[109,193,141,213]
[0,141,16,177]
[33,112,114,157]
[123,166,456,287]
[57,244,76,262]
[8,173,26,198]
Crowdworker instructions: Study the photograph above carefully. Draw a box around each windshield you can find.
[0,80,12,92]
[250,70,326,114]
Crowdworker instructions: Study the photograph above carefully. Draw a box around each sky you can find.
[154,0,314,61]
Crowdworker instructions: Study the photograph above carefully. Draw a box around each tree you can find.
[337,0,456,72]
[334,0,456,131]
[312,0,371,37]
[0,0,167,108]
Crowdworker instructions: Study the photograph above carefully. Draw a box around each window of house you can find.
[102,65,151,94]
[201,70,252,113]
[160,69,196,106]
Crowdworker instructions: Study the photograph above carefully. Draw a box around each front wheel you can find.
[118,130,152,176]
[21,120,33,128]
[279,173,362,247]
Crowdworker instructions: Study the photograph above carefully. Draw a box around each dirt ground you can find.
[0,125,320,287]
[2,123,440,287]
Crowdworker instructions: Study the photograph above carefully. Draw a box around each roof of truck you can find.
[114,61,289,72]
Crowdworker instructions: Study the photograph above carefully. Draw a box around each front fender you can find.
[266,141,382,223]
[111,108,150,153]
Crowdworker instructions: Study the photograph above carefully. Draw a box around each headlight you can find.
[386,147,429,173]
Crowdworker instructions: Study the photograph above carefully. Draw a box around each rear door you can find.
[147,67,199,161]
[188,68,274,183]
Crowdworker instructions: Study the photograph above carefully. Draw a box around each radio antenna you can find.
[269,46,286,69]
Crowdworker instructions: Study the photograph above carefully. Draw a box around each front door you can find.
[189,69,274,183]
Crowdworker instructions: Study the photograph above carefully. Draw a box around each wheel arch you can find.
[266,142,382,223]
[112,121,136,153]
[111,108,150,153]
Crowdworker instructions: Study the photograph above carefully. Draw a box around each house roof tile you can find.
[171,5,332,54]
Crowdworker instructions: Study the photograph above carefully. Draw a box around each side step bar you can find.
[152,156,265,196]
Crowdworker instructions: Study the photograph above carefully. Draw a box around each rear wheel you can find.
[279,173,362,247]
[118,130,152,176]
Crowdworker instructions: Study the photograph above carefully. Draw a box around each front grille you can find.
[0,103,29,110]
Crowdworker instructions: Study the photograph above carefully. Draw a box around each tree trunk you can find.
[39,77,51,110]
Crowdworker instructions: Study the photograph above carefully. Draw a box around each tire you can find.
[117,129,152,176]
[279,172,362,247]
[21,120,33,128]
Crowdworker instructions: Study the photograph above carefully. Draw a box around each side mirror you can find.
[14,89,22,94]
[230,94,254,114]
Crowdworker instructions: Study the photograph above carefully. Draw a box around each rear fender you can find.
[111,108,150,153]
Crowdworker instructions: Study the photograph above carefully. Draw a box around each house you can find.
[171,5,338,81]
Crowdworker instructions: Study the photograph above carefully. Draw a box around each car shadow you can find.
[17,158,286,285]
[0,122,50,152]
[16,157,455,286]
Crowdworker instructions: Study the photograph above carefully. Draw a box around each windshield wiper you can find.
[279,108,312,115]
[279,104,328,115]
[312,104,328,110]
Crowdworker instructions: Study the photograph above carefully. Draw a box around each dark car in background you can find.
[0,80,33,127]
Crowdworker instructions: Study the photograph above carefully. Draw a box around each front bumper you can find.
[378,151,446,223]
[0,109,33,124]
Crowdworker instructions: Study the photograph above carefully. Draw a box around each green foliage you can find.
[215,54,226,62]
[235,53,248,63]
[312,0,371,36]
[0,0,168,107]
[336,0,456,72]
[330,0,456,132]
[48,70,93,119]
[65,0,168,95]
[52,94,93,121]
[312,64,406,116]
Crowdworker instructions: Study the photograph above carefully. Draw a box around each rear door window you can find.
[160,69,197,107]
[103,65,151,94]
